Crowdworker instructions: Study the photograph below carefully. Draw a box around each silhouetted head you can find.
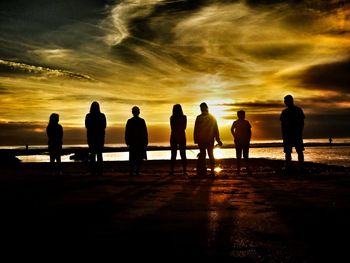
[132,106,140,117]
[284,95,294,107]
[172,104,183,116]
[237,110,245,120]
[90,101,101,114]
[49,113,59,124]
[200,102,208,113]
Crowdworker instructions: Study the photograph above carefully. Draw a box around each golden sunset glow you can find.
[214,167,223,173]
[214,148,228,160]
[0,1,349,145]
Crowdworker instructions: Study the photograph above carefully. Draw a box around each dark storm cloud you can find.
[299,58,350,93]
[302,95,350,108]
[305,110,350,138]
[0,121,42,132]
[240,43,311,60]
[0,121,169,146]
[223,109,350,139]
[0,87,11,95]
[222,95,350,116]
[0,0,111,29]
[0,121,88,145]
[0,121,46,145]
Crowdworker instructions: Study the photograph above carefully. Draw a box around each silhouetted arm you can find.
[143,119,148,146]
[102,114,107,130]
[213,118,222,146]
[231,122,236,138]
[59,125,63,143]
[182,115,187,130]
[300,108,305,130]
[280,110,287,137]
[85,114,89,129]
[248,121,252,141]
[125,120,130,146]
[194,117,199,144]
[170,116,175,131]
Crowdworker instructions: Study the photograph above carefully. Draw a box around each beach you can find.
[0,158,349,261]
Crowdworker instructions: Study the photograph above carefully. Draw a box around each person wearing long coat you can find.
[125,106,148,176]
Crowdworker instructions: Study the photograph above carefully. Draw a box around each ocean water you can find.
[12,141,350,167]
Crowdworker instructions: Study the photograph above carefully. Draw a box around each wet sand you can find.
[0,158,349,261]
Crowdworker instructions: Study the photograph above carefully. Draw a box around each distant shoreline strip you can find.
[1,143,349,156]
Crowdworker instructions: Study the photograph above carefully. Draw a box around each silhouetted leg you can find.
[284,142,292,171]
[49,154,55,176]
[297,150,304,172]
[97,152,103,175]
[90,152,96,175]
[243,146,251,175]
[136,155,143,176]
[170,146,177,175]
[179,145,187,175]
[197,145,207,176]
[236,146,242,174]
[285,152,292,171]
[56,154,61,175]
[207,144,215,176]
[129,161,135,176]
[129,150,135,176]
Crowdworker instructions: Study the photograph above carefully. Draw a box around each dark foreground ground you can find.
[0,158,349,261]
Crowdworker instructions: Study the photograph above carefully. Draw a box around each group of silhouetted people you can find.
[46,94,305,176]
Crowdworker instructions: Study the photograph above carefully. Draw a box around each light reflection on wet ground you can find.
[17,146,350,167]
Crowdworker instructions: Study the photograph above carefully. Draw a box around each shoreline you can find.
[1,158,348,177]
[1,142,349,156]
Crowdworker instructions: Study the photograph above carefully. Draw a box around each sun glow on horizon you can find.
[214,147,228,160]
[191,98,234,127]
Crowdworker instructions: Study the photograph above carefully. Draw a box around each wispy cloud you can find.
[0,59,94,80]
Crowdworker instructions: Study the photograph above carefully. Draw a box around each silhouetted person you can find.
[125,106,148,176]
[194,102,222,176]
[46,113,63,176]
[85,101,106,175]
[280,95,305,171]
[231,110,252,175]
[329,137,333,145]
[170,104,187,175]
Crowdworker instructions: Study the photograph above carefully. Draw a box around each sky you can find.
[0,0,349,145]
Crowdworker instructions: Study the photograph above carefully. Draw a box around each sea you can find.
[2,138,350,167]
